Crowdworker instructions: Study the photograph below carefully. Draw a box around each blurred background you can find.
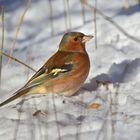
[0,1,140,140]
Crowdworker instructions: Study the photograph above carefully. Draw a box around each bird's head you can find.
[59,32,93,53]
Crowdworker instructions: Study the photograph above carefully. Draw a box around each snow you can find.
[0,0,140,140]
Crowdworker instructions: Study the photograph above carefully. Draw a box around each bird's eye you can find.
[74,37,78,41]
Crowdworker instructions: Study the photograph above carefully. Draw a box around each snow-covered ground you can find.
[0,0,140,140]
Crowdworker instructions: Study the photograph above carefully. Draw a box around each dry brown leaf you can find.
[33,110,48,116]
[88,103,101,109]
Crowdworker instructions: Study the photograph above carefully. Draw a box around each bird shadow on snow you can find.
[84,58,140,91]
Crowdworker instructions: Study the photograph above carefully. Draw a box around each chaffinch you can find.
[0,32,93,107]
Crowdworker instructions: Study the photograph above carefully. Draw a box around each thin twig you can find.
[67,0,71,31]
[48,0,54,36]
[63,0,68,31]
[82,1,140,44]
[94,0,98,49]
[0,50,36,72]
[8,0,32,63]
[0,4,4,88]
[80,0,86,24]
[64,0,71,32]
[52,94,61,140]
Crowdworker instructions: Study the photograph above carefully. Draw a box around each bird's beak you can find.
[82,35,94,43]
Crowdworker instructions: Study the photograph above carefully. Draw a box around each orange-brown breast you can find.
[44,51,90,96]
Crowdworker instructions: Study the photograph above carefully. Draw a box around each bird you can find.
[0,32,93,107]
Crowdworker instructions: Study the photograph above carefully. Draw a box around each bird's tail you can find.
[0,86,33,107]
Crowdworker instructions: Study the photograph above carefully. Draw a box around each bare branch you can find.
[94,0,98,49]
[82,1,140,44]
[64,0,71,32]
[0,50,36,72]
[8,0,32,63]
[0,4,5,87]
[48,0,54,36]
